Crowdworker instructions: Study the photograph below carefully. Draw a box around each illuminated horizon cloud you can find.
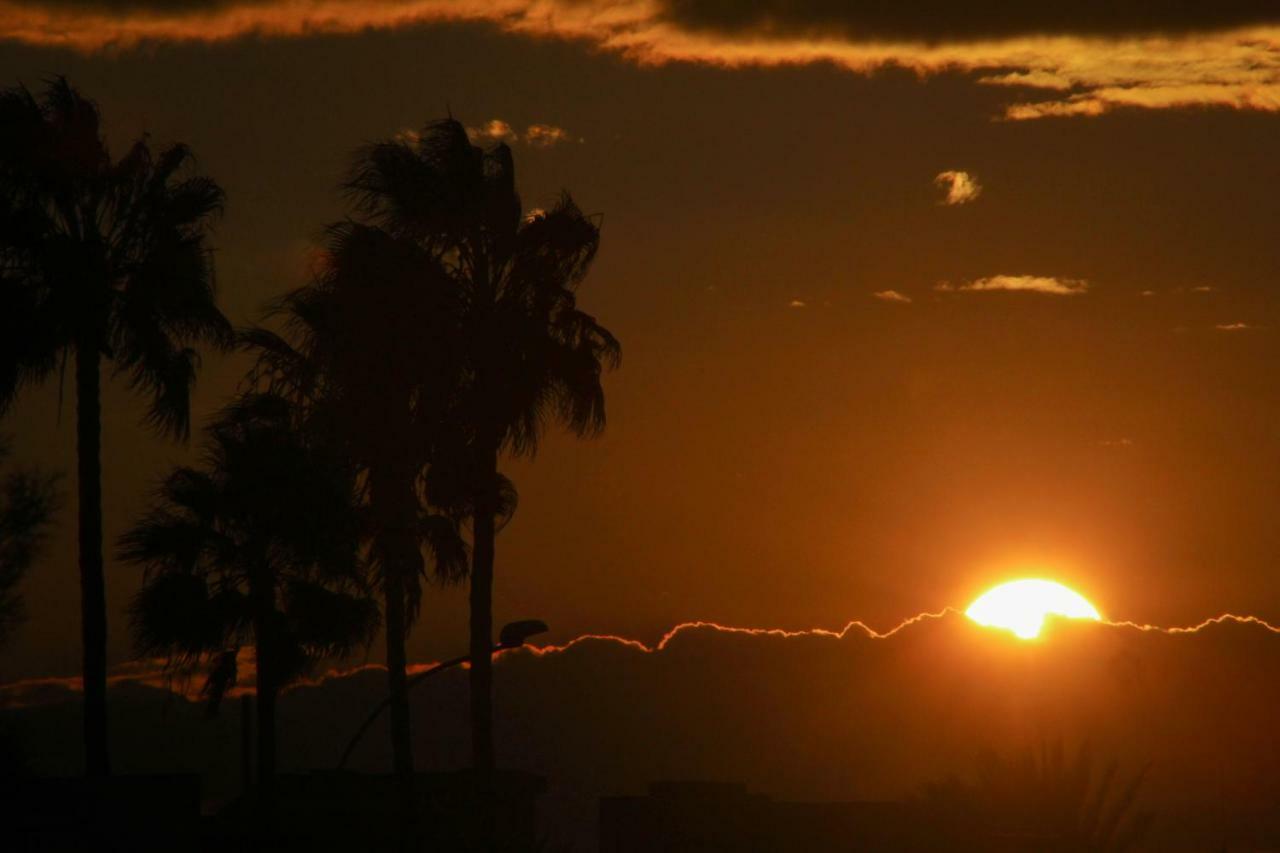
[934,170,982,205]
[1215,321,1259,331]
[4,607,1279,710]
[0,2,1278,120]
[937,275,1089,296]
[873,290,911,303]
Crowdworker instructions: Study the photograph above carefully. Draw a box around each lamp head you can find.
[499,619,549,647]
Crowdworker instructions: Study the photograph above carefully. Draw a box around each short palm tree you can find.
[347,119,620,773]
[0,77,231,776]
[245,221,468,790]
[920,742,1153,851]
[119,393,378,784]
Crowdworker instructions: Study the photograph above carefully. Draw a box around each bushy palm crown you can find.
[345,119,621,476]
[245,222,469,620]
[0,77,230,433]
[119,393,378,709]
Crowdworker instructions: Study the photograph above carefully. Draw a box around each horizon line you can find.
[3,608,1278,709]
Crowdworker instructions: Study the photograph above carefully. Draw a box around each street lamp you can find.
[336,619,548,769]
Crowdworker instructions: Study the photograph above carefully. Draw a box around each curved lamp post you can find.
[337,619,548,770]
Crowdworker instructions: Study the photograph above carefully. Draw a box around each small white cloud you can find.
[1191,285,1215,293]
[788,299,807,308]
[1140,290,1156,297]
[465,119,577,148]
[1214,322,1258,331]
[872,290,912,303]
[1099,438,1135,448]
[937,274,1088,296]
[934,170,982,205]
[525,123,573,147]
[466,119,519,144]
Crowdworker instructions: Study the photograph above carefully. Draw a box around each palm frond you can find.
[0,442,58,648]
[129,572,224,660]
[283,579,380,659]
[0,76,229,444]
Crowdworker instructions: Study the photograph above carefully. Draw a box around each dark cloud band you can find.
[661,0,1280,41]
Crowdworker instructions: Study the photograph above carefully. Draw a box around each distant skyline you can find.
[3,5,1280,682]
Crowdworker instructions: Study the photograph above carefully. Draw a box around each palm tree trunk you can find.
[75,340,110,778]
[249,574,277,788]
[469,444,499,776]
[256,676,277,785]
[370,464,418,823]
[383,565,413,781]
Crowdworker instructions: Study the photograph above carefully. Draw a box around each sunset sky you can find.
[3,2,1280,682]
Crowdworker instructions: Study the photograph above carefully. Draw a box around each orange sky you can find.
[2,2,1280,681]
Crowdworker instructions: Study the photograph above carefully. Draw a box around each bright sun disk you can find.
[965,579,1101,639]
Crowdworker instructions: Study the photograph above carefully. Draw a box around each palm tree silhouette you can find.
[119,393,377,785]
[244,222,469,794]
[0,435,58,652]
[0,77,231,777]
[346,118,620,774]
[920,742,1153,851]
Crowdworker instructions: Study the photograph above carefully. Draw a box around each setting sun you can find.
[965,579,1101,639]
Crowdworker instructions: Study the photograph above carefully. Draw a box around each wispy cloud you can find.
[934,170,982,205]
[465,119,576,147]
[0,2,1277,121]
[1215,322,1259,331]
[525,123,575,147]
[466,118,519,144]
[872,290,912,303]
[937,275,1089,296]
[788,299,807,308]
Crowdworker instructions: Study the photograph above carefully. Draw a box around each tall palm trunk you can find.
[370,465,418,804]
[382,561,412,780]
[250,584,277,786]
[75,339,110,778]
[468,443,499,776]
[255,673,278,785]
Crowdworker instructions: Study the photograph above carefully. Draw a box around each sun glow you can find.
[965,579,1101,639]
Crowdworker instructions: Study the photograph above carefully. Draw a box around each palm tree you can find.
[119,393,378,784]
[0,77,231,776]
[245,222,468,792]
[920,742,1153,851]
[346,119,620,773]
[0,435,58,652]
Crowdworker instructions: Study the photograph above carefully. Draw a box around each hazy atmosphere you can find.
[2,3,1279,851]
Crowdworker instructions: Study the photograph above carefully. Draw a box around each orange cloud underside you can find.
[0,1,1278,119]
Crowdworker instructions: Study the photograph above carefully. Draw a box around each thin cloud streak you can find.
[873,290,912,303]
[938,275,1089,296]
[0,2,1277,120]
[463,118,577,147]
